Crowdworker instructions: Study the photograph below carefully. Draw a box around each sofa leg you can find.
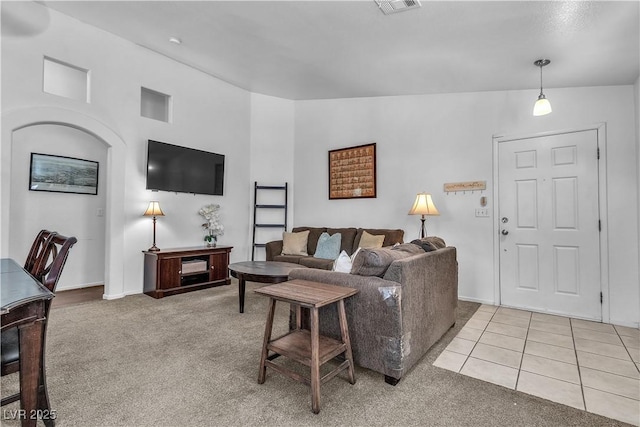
[450,322,456,329]
[384,375,400,386]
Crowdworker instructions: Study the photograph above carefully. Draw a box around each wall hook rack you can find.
[444,181,486,194]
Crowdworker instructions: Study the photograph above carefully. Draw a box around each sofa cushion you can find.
[351,243,424,277]
[282,230,310,256]
[358,230,385,249]
[314,232,342,260]
[411,239,436,252]
[299,257,334,270]
[327,227,358,254]
[272,254,305,264]
[292,227,327,255]
[411,236,447,252]
[425,236,446,249]
[354,228,404,249]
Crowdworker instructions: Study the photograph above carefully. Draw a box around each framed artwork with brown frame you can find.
[328,143,377,200]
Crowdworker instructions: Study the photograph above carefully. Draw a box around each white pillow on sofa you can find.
[332,248,361,273]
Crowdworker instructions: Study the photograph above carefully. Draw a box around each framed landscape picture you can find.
[328,143,376,199]
[29,153,99,195]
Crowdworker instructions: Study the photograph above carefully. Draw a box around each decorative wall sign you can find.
[443,180,486,193]
[29,153,99,195]
[329,143,377,199]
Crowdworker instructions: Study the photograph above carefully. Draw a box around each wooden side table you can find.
[255,279,358,414]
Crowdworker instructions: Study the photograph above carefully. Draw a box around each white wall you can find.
[1,4,253,297]
[10,125,107,290]
[2,3,637,326]
[294,85,639,327]
[249,93,295,260]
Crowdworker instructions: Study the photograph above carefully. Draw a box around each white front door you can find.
[498,129,601,320]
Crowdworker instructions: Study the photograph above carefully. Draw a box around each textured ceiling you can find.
[6,1,640,100]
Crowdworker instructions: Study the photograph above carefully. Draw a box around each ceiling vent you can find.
[375,0,421,15]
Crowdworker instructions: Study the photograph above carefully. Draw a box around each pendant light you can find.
[533,59,552,116]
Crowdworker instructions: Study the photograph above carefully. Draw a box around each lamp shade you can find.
[143,201,165,217]
[533,95,552,116]
[408,193,440,216]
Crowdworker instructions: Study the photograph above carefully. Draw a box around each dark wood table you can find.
[1,258,54,427]
[255,279,358,414]
[228,261,305,313]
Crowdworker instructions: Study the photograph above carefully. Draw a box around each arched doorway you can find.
[1,107,126,299]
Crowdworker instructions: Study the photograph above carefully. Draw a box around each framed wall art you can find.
[29,153,99,195]
[328,143,376,200]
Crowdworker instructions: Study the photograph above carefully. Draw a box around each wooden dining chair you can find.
[23,229,58,281]
[1,233,77,425]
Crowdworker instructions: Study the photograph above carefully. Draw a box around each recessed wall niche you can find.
[140,87,172,122]
[43,57,90,102]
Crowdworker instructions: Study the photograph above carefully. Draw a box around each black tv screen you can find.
[146,140,224,196]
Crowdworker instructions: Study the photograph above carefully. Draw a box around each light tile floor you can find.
[434,305,640,426]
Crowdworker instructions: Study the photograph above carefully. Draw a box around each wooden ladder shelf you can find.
[252,182,288,261]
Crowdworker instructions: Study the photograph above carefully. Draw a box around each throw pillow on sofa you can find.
[351,243,424,277]
[411,239,437,252]
[358,230,385,249]
[411,236,446,252]
[314,232,342,260]
[332,247,361,273]
[282,230,310,256]
[425,236,446,249]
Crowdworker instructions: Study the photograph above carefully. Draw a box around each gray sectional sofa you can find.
[266,227,458,385]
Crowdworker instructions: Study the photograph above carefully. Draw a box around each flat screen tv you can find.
[146,140,224,196]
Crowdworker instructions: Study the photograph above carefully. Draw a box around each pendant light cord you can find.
[539,65,544,96]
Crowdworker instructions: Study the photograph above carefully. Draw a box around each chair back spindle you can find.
[40,233,78,292]
[24,229,57,280]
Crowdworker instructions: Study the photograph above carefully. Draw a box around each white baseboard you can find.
[56,282,103,292]
[460,297,639,328]
[458,296,496,306]
[608,319,640,329]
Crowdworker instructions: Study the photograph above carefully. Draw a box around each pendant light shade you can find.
[533,94,552,116]
[533,59,552,116]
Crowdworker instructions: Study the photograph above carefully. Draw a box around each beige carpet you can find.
[1,281,630,426]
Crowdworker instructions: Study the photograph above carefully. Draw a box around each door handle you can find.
[501,229,509,235]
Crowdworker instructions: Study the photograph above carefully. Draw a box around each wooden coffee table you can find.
[255,279,358,414]
[228,261,305,313]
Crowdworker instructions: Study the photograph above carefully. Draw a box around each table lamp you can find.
[143,201,164,252]
[408,193,439,238]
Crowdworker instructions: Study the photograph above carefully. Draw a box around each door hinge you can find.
[597,147,600,159]
[600,292,603,304]
[598,220,601,232]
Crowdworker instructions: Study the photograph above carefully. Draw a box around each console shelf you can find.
[143,246,233,298]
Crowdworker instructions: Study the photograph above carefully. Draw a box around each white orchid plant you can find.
[198,204,224,243]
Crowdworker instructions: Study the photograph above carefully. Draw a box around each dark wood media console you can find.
[143,246,233,298]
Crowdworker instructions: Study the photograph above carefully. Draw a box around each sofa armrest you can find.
[384,246,458,373]
[288,268,403,376]
[265,240,283,261]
